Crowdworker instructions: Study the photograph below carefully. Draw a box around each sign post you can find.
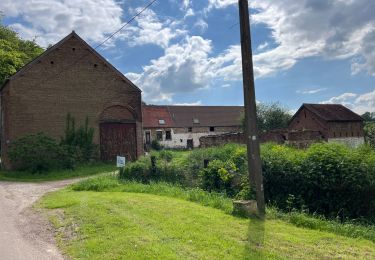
[116,156,126,168]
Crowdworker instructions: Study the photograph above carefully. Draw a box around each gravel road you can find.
[0,179,79,260]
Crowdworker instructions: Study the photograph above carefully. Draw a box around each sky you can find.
[1,0,375,114]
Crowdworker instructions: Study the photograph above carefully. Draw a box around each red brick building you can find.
[0,32,143,169]
[289,104,364,147]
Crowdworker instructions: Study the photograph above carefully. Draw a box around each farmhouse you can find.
[0,31,143,169]
[288,103,365,147]
[142,105,243,149]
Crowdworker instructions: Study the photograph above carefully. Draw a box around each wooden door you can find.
[100,123,137,161]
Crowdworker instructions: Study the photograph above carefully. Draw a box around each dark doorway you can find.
[187,139,194,149]
[145,131,151,145]
[100,123,137,161]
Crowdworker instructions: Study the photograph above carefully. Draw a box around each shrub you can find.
[151,140,162,151]
[119,156,151,183]
[60,114,98,162]
[262,142,375,221]
[8,133,74,172]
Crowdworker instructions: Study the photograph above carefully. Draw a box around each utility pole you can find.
[238,0,265,218]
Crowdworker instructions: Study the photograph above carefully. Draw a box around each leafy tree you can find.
[241,102,292,132]
[364,122,375,149]
[0,17,43,85]
[362,112,375,122]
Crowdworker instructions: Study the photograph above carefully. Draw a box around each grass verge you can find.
[0,163,116,182]
[71,176,375,243]
[39,188,375,259]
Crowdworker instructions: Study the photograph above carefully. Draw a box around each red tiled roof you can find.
[142,105,244,128]
[142,105,174,128]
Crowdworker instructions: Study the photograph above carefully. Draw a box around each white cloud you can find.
[206,0,375,77]
[194,18,208,33]
[0,1,185,49]
[256,42,269,52]
[0,0,123,47]
[119,9,186,49]
[321,90,375,114]
[297,88,327,95]
[173,101,202,106]
[126,36,213,103]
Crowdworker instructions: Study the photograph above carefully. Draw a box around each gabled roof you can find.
[142,105,174,128]
[1,31,141,92]
[292,103,363,123]
[142,105,244,128]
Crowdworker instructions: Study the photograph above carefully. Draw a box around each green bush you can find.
[60,114,98,162]
[8,133,74,172]
[262,143,375,220]
[151,140,162,151]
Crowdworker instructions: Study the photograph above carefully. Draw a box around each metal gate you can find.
[100,123,137,161]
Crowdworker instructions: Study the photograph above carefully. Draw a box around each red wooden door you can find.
[100,123,137,161]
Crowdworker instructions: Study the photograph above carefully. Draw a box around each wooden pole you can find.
[238,0,266,218]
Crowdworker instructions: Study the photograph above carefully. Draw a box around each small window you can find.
[209,127,215,132]
[72,47,76,51]
[188,127,192,132]
[193,118,199,124]
[156,131,163,141]
[94,64,98,68]
[165,130,172,140]
[50,61,54,64]
[333,132,336,138]
[158,119,165,125]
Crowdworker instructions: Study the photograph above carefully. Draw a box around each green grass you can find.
[72,177,234,214]
[71,176,375,243]
[39,188,375,259]
[0,163,116,182]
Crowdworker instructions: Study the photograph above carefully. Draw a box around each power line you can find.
[18,0,158,97]
[94,0,158,49]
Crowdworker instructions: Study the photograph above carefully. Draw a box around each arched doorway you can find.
[99,105,137,161]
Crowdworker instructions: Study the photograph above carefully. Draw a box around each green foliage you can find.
[199,159,239,196]
[0,19,43,85]
[362,112,375,122]
[151,139,162,150]
[262,143,375,221]
[267,207,375,243]
[241,102,292,132]
[8,133,74,172]
[60,114,98,162]
[72,179,234,214]
[364,122,375,149]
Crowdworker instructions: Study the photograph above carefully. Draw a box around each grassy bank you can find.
[39,186,375,259]
[0,163,116,182]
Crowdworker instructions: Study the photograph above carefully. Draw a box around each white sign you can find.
[116,156,126,167]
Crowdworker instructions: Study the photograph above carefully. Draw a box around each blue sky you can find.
[1,0,375,114]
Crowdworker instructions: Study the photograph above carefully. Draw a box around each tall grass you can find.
[267,207,375,243]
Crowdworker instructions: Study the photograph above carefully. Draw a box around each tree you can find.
[0,18,43,85]
[364,123,375,149]
[361,112,375,122]
[242,102,292,132]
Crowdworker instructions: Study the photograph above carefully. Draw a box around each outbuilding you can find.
[0,31,143,169]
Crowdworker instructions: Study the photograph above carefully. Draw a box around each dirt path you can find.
[0,179,80,260]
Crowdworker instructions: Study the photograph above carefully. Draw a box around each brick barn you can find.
[0,31,143,169]
[288,103,365,147]
[142,105,243,149]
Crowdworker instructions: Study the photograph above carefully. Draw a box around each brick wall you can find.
[1,34,143,169]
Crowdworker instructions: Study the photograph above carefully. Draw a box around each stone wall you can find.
[328,137,365,148]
